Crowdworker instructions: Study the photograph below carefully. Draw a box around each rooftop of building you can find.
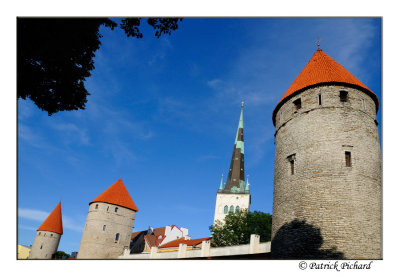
[272,48,379,125]
[37,202,63,235]
[90,179,139,211]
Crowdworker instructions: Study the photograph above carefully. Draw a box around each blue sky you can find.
[17,18,382,254]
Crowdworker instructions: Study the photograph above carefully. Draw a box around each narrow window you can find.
[235,206,240,214]
[287,154,296,175]
[40,244,43,250]
[103,225,106,231]
[44,233,46,237]
[340,90,348,102]
[345,151,351,167]
[224,205,228,214]
[229,205,234,213]
[95,204,98,209]
[115,207,118,213]
[38,232,41,236]
[290,160,295,175]
[318,94,322,105]
[362,99,366,110]
[107,206,109,212]
[293,98,302,110]
[115,233,120,243]
[50,234,53,237]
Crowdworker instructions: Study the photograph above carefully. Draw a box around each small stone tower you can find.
[213,103,251,225]
[77,179,139,259]
[29,202,63,259]
[271,48,381,259]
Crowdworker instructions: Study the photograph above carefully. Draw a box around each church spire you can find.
[218,174,224,191]
[223,103,246,193]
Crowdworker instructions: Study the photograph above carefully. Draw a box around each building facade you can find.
[271,48,382,259]
[213,103,251,225]
[29,202,63,259]
[77,179,139,259]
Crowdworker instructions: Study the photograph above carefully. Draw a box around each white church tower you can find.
[213,103,251,225]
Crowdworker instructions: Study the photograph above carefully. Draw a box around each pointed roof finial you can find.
[219,174,224,190]
[245,175,250,191]
[317,38,322,50]
[241,101,244,108]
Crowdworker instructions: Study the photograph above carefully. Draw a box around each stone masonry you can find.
[77,202,136,259]
[29,230,61,259]
[271,85,382,259]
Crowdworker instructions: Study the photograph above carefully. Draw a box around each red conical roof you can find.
[90,179,139,211]
[37,202,63,235]
[273,49,379,125]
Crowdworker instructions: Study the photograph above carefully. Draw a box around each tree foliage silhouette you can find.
[17,18,182,115]
[209,210,272,247]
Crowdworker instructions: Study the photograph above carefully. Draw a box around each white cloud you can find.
[18,208,84,233]
[19,208,48,222]
[50,122,90,146]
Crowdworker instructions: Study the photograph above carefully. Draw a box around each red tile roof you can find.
[131,231,142,240]
[158,237,211,249]
[90,179,139,211]
[273,49,379,125]
[153,227,166,237]
[144,234,157,248]
[37,202,63,235]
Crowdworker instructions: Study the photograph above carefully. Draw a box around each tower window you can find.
[293,98,302,110]
[107,206,109,212]
[290,160,294,175]
[318,94,322,105]
[38,232,41,236]
[362,99,366,110]
[50,234,53,237]
[115,233,120,243]
[287,154,296,175]
[95,204,98,209]
[40,244,43,250]
[230,205,234,213]
[115,207,118,213]
[235,206,240,213]
[345,151,352,167]
[340,90,348,102]
[103,225,106,231]
[224,205,228,214]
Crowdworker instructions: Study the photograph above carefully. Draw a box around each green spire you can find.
[219,174,224,190]
[234,101,245,155]
[223,103,246,194]
[245,175,250,191]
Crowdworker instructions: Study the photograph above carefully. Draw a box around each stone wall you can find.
[271,85,382,259]
[29,231,61,259]
[77,202,136,259]
[120,234,270,259]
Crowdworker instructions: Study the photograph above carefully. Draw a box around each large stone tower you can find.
[271,48,381,259]
[29,202,63,259]
[213,103,251,225]
[77,179,139,259]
